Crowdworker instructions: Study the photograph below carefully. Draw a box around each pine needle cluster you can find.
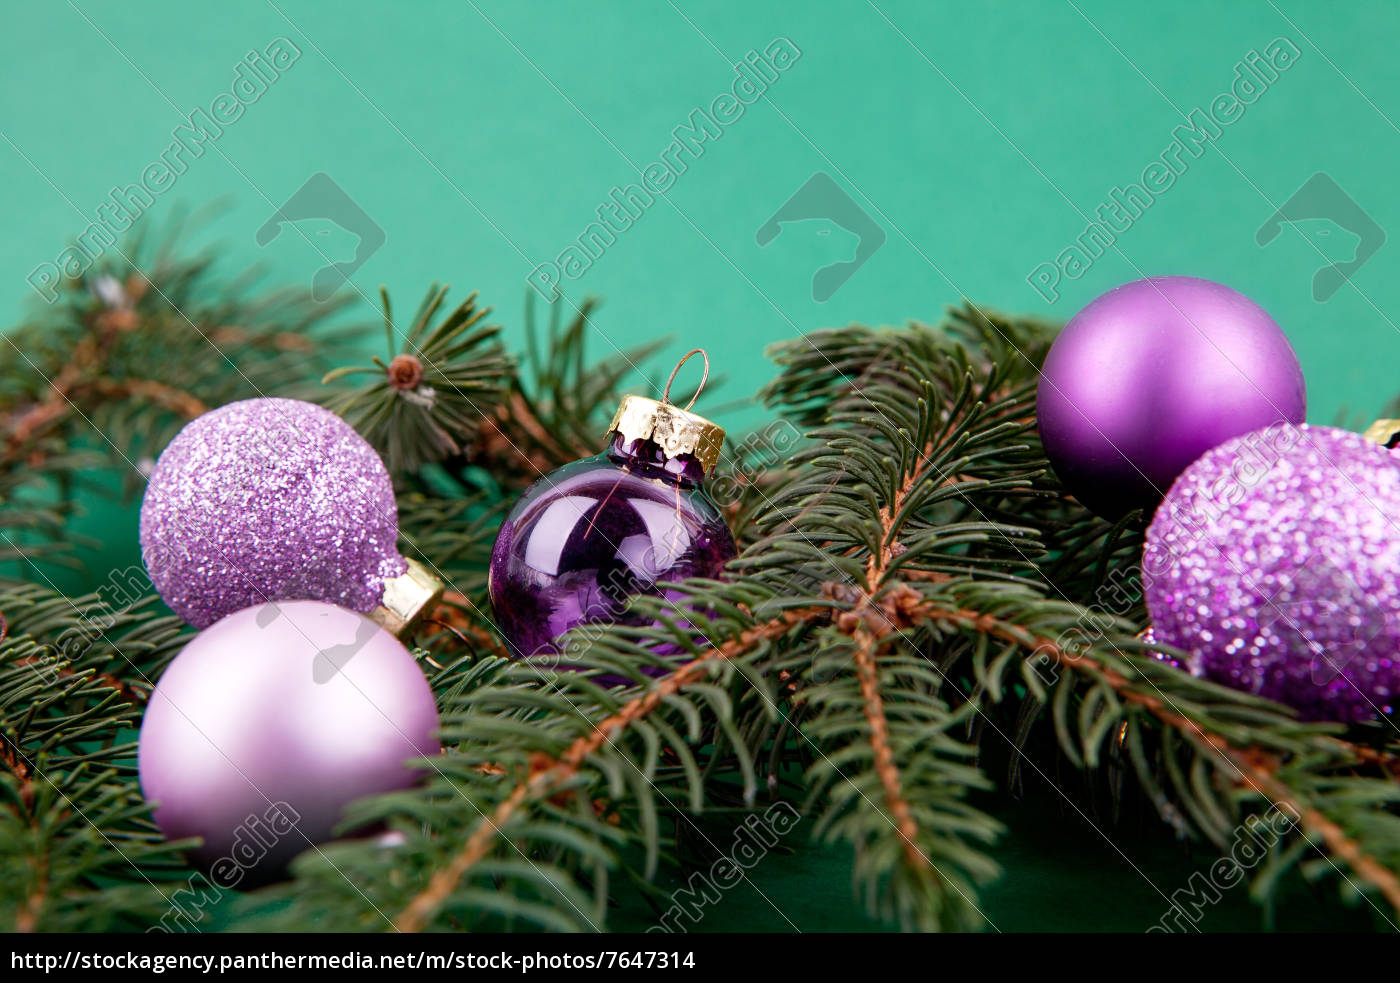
[3,233,1398,933]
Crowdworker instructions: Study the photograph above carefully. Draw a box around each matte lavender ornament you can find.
[1144,425,1400,722]
[138,601,440,884]
[140,398,417,629]
[489,351,737,662]
[1038,276,1306,518]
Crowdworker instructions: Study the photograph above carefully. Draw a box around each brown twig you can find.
[1,730,44,931]
[0,735,29,784]
[851,626,926,871]
[1344,742,1400,779]
[469,389,599,484]
[13,855,45,932]
[12,655,147,707]
[919,604,1400,915]
[2,304,205,456]
[392,610,812,932]
[428,592,513,661]
[208,326,313,352]
[87,379,206,419]
[823,438,947,876]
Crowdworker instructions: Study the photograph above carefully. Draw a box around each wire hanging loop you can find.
[662,349,710,412]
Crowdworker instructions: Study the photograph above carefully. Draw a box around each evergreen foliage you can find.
[3,235,1398,932]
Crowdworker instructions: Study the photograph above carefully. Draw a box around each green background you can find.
[4,0,1397,932]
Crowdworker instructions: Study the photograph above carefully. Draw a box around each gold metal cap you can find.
[607,394,725,475]
[370,557,445,637]
[1363,418,1400,448]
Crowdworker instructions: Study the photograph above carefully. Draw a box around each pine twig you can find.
[920,603,1400,917]
[392,610,814,932]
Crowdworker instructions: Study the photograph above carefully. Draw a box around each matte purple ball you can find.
[1144,425,1400,722]
[138,601,440,884]
[140,398,406,628]
[1038,276,1305,518]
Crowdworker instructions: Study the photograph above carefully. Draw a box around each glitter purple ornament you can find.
[1038,276,1306,519]
[140,398,407,629]
[1144,424,1400,722]
[489,388,737,662]
[138,601,440,884]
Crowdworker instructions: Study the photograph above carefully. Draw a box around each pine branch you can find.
[392,611,811,932]
[1,223,359,540]
[321,285,513,474]
[1018,618,1400,913]
[8,229,1400,934]
[0,582,192,931]
[462,295,672,491]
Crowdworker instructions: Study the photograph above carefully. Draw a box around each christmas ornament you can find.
[1138,625,1192,672]
[138,601,440,884]
[1143,424,1400,722]
[140,397,441,631]
[1037,276,1306,518]
[489,351,738,659]
[1363,417,1400,456]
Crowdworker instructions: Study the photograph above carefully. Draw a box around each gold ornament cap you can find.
[370,557,445,636]
[1363,418,1400,449]
[607,395,725,475]
[606,349,725,475]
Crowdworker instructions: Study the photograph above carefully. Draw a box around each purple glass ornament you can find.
[140,397,406,628]
[138,601,440,885]
[1144,425,1400,722]
[488,431,737,661]
[1038,276,1306,518]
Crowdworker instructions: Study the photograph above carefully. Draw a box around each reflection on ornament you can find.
[1037,276,1305,519]
[1362,418,1400,458]
[138,601,440,885]
[488,351,737,661]
[1138,625,1196,674]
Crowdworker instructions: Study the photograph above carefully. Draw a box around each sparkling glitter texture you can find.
[1138,626,1193,673]
[140,398,406,628]
[1144,425,1400,722]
